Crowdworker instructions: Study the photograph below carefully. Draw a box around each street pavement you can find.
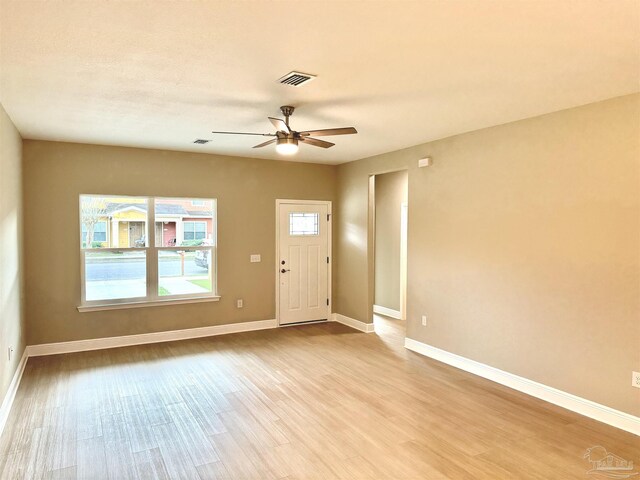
[84,256,210,300]
[86,256,207,280]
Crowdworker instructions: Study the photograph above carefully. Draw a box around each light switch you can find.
[250,254,261,263]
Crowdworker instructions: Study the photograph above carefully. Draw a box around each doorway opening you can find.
[372,170,408,336]
[276,199,332,326]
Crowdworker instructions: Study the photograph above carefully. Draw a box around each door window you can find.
[289,212,319,236]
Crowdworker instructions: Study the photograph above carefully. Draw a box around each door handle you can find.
[281,268,290,273]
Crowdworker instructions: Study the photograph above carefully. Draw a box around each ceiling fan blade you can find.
[211,131,276,136]
[298,127,357,137]
[252,139,277,149]
[301,137,335,148]
[268,117,291,133]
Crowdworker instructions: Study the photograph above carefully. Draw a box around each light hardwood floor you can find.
[1,316,638,479]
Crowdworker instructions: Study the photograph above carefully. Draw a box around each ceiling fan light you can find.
[275,137,299,155]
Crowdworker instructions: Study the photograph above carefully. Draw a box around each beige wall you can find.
[0,104,25,404]
[374,170,408,311]
[335,94,640,416]
[23,141,336,345]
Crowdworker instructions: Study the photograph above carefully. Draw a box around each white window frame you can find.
[78,195,219,312]
[183,220,208,242]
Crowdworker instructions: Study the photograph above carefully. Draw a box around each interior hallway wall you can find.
[374,170,408,312]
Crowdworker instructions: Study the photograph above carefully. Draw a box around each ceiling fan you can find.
[209,106,357,155]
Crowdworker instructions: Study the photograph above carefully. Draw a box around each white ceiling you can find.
[1,0,638,165]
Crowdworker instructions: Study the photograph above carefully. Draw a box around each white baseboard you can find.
[373,304,402,320]
[331,313,375,333]
[404,337,640,436]
[0,348,29,438]
[28,319,278,357]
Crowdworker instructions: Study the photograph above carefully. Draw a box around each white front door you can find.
[278,202,330,325]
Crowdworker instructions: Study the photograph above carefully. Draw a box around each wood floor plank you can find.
[176,384,227,436]
[102,413,140,480]
[43,465,77,480]
[195,460,231,480]
[132,447,171,480]
[208,431,276,479]
[122,395,159,453]
[76,435,108,480]
[0,316,637,479]
[152,422,202,480]
[164,401,219,467]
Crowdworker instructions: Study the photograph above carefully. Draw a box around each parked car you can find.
[195,250,209,270]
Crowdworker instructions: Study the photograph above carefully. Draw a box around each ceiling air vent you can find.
[193,139,210,144]
[278,71,316,87]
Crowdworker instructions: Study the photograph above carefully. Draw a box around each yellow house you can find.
[109,206,147,247]
[81,197,147,248]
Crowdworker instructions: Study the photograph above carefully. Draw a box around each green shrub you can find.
[181,239,204,247]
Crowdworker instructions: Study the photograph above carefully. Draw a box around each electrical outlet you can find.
[250,254,261,263]
[236,299,243,308]
[632,371,640,389]
[421,315,427,326]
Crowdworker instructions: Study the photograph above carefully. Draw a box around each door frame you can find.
[370,168,409,325]
[400,202,408,320]
[275,199,332,327]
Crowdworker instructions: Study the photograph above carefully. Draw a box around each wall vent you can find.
[278,71,316,87]
[193,139,210,144]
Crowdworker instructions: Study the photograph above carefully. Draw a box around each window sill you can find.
[77,295,221,313]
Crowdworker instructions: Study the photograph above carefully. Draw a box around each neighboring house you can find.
[81,198,214,248]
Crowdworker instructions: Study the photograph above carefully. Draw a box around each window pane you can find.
[81,222,107,243]
[158,249,213,296]
[84,251,146,301]
[80,195,148,248]
[94,222,107,242]
[290,212,319,236]
[155,198,215,247]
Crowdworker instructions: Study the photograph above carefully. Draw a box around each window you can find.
[183,221,207,241]
[81,221,107,245]
[79,195,217,309]
[289,212,319,236]
[191,200,205,206]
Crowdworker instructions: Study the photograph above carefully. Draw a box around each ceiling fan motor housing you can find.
[280,105,295,118]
